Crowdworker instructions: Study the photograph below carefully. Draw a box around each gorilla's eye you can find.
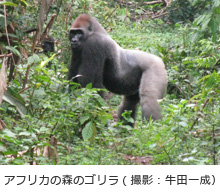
[69,30,84,40]
[88,25,92,31]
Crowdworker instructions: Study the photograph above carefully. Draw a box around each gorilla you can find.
[42,35,55,53]
[68,14,167,125]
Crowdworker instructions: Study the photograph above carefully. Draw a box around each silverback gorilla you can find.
[68,14,167,125]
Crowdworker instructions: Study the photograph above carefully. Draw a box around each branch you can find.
[32,0,53,53]
[3,6,12,50]
[18,85,32,94]
[3,5,15,65]
[104,5,119,23]
[143,1,164,5]
[189,98,210,131]
[152,11,168,19]
[0,59,7,105]
[0,119,6,130]
[31,30,38,55]
[22,64,31,89]
[40,13,57,43]
[25,28,37,34]
[0,53,13,58]
[43,135,58,164]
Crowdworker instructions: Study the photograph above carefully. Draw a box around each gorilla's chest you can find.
[103,61,142,95]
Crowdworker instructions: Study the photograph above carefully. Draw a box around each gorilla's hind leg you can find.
[118,93,139,126]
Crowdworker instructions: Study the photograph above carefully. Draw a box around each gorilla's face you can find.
[69,29,84,49]
[42,41,54,53]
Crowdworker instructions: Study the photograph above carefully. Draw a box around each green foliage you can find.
[166,0,195,23]
[190,0,220,42]
[1,0,220,165]
[3,87,31,117]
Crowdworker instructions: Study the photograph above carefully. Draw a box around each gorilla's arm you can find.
[69,37,106,89]
[68,51,81,81]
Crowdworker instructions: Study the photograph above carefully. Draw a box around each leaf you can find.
[209,18,218,42]
[27,56,34,65]
[3,87,31,117]
[0,144,6,152]
[27,54,40,65]
[82,121,97,141]
[80,116,90,125]
[99,114,111,124]
[190,32,200,43]
[5,46,22,58]
[179,122,188,127]
[213,7,220,15]
[33,89,46,97]
[201,14,212,30]
[186,104,196,108]
[86,83,93,89]
[33,54,40,63]
[3,129,16,138]
[213,0,220,8]
[0,2,18,7]
[36,75,52,84]
[20,0,28,6]
[22,139,33,144]
[18,132,31,136]
[7,33,18,39]
[194,14,206,26]
[216,14,220,24]
[39,127,50,133]
[149,143,157,149]
[36,54,56,72]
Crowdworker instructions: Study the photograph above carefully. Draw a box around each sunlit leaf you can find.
[80,116,90,125]
[0,2,18,6]
[3,87,31,117]
[82,121,96,141]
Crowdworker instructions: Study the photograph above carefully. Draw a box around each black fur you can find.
[42,36,55,53]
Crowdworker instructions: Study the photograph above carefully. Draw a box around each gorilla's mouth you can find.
[71,42,80,48]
